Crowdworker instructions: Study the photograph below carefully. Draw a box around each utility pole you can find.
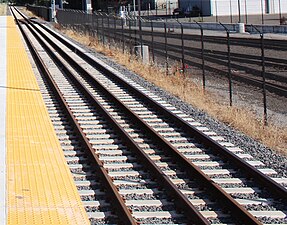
[279,0,282,24]
[138,0,141,17]
[237,0,241,23]
[229,0,233,23]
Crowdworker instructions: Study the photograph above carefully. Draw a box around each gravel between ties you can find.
[88,52,287,178]
[43,21,287,178]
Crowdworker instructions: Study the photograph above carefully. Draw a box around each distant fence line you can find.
[27,7,287,124]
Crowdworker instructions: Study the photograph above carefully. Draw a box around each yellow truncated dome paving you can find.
[6,16,89,225]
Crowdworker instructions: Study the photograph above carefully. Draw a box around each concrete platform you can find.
[1,16,89,225]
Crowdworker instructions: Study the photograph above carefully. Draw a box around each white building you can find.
[179,0,287,16]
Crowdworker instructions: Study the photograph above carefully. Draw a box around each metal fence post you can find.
[195,21,206,90]
[102,13,105,45]
[129,18,132,54]
[164,22,168,75]
[134,19,137,55]
[113,15,116,44]
[90,13,93,37]
[177,20,185,75]
[251,25,267,125]
[96,13,99,40]
[151,20,154,63]
[107,14,110,46]
[92,13,95,38]
[121,18,124,53]
[220,22,233,106]
[139,18,143,58]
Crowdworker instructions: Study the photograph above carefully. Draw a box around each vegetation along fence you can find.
[30,8,287,125]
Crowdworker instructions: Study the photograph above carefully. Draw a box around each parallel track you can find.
[87,23,287,97]
[139,30,287,97]
[12,7,287,225]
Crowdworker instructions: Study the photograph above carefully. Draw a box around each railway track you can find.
[53,10,287,97]
[139,30,287,97]
[72,20,287,97]
[12,7,287,225]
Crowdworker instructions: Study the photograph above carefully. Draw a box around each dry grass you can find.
[0,3,7,16]
[21,7,35,17]
[57,26,287,154]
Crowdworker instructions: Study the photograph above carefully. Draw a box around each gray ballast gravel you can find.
[72,43,287,178]
[41,20,287,178]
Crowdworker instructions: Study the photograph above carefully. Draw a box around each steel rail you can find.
[98,29,287,94]
[159,41,287,83]
[10,7,137,225]
[13,7,212,224]
[111,29,287,69]
[100,46,287,202]
[83,26,287,51]
[81,27,287,95]
[152,41,287,83]
[17,10,267,225]
[16,8,266,224]
[109,29,287,88]
[26,14,287,203]
[137,29,287,51]
[26,15,287,97]
[99,29,287,84]
[151,47,287,97]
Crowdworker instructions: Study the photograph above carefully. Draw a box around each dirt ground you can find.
[0,3,7,16]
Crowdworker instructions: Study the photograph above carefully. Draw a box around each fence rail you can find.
[29,8,287,124]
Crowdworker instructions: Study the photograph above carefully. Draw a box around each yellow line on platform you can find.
[6,16,90,225]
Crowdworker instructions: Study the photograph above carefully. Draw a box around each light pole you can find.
[229,0,233,23]
[279,0,282,24]
[215,0,218,22]
[237,0,241,23]
[261,0,264,24]
[165,0,167,19]
[138,0,141,17]
[201,0,203,20]
[244,0,247,23]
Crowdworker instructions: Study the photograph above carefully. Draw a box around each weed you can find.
[55,26,287,154]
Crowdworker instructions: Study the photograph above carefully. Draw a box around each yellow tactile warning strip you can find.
[6,16,90,224]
